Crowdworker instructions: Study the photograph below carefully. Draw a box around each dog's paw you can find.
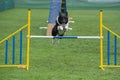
[57,26,63,30]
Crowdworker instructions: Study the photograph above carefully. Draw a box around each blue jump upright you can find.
[5,40,8,64]
[114,36,117,65]
[12,36,15,64]
[4,31,23,65]
[107,31,110,65]
[107,31,117,65]
[20,31,23,64]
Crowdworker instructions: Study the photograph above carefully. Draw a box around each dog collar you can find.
[56,16,61,25]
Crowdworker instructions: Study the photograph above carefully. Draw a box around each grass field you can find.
[0,8,120,80]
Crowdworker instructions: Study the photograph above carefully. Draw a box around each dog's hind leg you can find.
[52,38,59,44]
[57,39,60,44]
[52,38,55,44]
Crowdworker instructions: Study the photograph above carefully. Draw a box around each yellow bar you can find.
[0,24,28,44]
[0,64,26,67]
[99,10,104,70]
[103,25,120,38]
[103,65,120,68]
[26,9,31,70]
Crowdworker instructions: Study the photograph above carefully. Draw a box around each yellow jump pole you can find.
[99,10,104,70]
[26,9,31,70]
[0,24,28,44]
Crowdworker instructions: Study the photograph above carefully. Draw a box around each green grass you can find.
[0,8,120,80]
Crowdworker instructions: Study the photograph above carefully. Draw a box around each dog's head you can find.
[57,12,68,25]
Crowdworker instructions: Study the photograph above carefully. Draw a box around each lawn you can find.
[0,8,120,80]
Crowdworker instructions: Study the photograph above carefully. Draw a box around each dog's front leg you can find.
[57,25,63,31]
[64,23,69,31]
[52,38,60,44]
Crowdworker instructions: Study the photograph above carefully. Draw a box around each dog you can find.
[52,12,69,37]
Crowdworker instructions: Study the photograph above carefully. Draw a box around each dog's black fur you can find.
[52,12,68,36]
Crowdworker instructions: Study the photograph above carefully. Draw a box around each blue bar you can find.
[12,36,15,64]
[107,31,110,65]
[20,31,22,64]
[5,40,8,64]
[114,36,117,65]
[53,36,77,39]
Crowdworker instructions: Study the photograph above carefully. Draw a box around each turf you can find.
[0,8,120,80]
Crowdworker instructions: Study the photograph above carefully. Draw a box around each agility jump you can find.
[99,10,120,70]
[0,9,31,70]
[30,36,101,39]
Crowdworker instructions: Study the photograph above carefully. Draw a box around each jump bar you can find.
[30,35,102,39]
[40,27,72,30]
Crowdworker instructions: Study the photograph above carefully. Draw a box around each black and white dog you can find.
[52,12,69,37]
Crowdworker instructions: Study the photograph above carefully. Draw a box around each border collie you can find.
[52,12,69,37]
